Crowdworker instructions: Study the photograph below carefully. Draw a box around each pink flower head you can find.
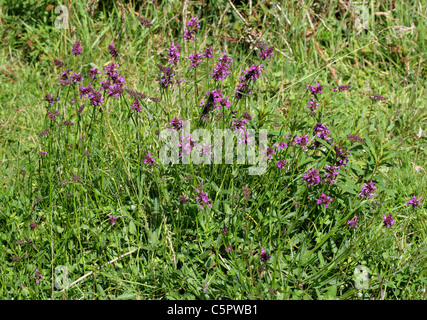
[110,215,119,225]
[317,193,333,208]
[406,196,422,208]
[277,159,287,169]
[35,269,44,283]
[347,216,358,229]
[143,153,155,166]
[382,214,395,228]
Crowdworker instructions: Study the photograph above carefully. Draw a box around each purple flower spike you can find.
[277,159,287,169]
[382,214,395,228]
[259,46,275,61]
[302,169,321,187]
[317,193,333,208]
[212,53,232,81]
[72,40,82,55]
[294,133,310,150]
[108,42,119,58]
[324,164,340,185]
[359,181,377,199]
[406,196,422,208]
[35,269,44,283]
[260,248,271,261]
[189,50,203,70]
[347,216,358,229]
[195,188,212,208]
[307,83,323,95]
[167,42,181,64]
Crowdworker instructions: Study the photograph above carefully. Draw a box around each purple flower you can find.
[87,67,100,79]
[302,169,321,187]
[262,146,275,159]
[334,146,352,166]
[222,227,228,234]
[274,141,287,150]
[382,214,395,228]
[226,245,232,252]
[183,29,195,42]
[195,188,212,208]
[259,45,275,61]
[317,193,333,208]
[167,42,181,64]
[200,89,227,115]
[277,159,287,169]
[370,94,387,101]
[333,85,351,92]
[88,90,104,106]
[54,59,64,67]
[294,133,310,150]
[347,216,358,229]
[234,64,263,99]
[166,45,180,66]
[307,83,323,95]
[39,129,50,137]
[183,16,201,42]
[72,40,82,55]
[143,153,155,165]
[169,117,183,130]
[359,181,377,199]
[178,134,197,157]
[188,50,203,70]
[108,42,119,58]
[307,99,320,112]
[260,248,271,261]
[44,94,59,105]
[230,118,247,133]
[203,46,213,58]
[79,84,93,99]
[70,72,84,84]
[138,17,152,28]
[130,98,142,112]
[237,129,253,146]
[179,193,189,204]
[40,151,48,156]
[406,196,422,208]
[347,134,365,143]
[198,143,214,159]
[35,269,44,283]
[324,164,340,185]
[242,112,252,120]
[78,104,85,114]
[157,64,175,90]
[110,215,119,225]
[212,53,232,81]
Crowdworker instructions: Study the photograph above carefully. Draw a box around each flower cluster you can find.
[167,42,182,64]
[184,16,201,42]
[188,50,203,70]
[260,248,271,261]
[230,118,247,133]
[143,153,155,166]
[138,17,152,28]
[108,42,119,58]
[157,64,175,90]
[169,117,183,131]
[178,134,197,157]
[359,181,377,199]
[332,85,351,92]
[324,164,340,185]
[294,133,310,150]
[200,89,230,116]
[382,214,395,228]
[307,83,323,96]
[334,146,352,167]
[72,40,82,55]
[87,67,101,79]
[212,53,233,81]
[347,134,365,143]
[35,269,44,283]
[369,94,387,101]
[347,216,358,228]
[259,44,275,61]
[307,99,320,112]
[44,94,59,105]
[195,188,212,208]
[277,159,287,169]
[406,196,422,208]
[317,193,333,208]
[302,169,321,187]
[235,64,263,99]
[312,123,332,149]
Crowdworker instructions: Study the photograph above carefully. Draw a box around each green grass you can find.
[0,0,426,300]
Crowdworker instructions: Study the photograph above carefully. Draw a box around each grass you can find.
[0,0,426,300]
